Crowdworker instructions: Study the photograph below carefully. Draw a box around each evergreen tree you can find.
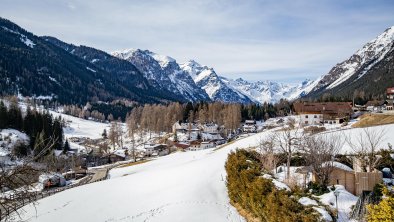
[63,139,70,154]
[0,101,7,129]
[102,129,108,139]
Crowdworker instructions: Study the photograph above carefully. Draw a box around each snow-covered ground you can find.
[317,185,358,222]
[15,133,259,222]
[11,113,394,221]
[48,110,110,140]
[0,129,29,162]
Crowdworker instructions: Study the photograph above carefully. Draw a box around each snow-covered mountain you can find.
[306,26,394,97]
[180,60,253,103]
[180,60,312,104]
[112,49,210,102]
[111,49,312,104]
[223,78,314,104]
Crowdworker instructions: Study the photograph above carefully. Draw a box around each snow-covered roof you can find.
[322,161,353,172]
[113,149,126,158]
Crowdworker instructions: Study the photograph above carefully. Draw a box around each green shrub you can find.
[307,181,329,195]
[226,149,319,222]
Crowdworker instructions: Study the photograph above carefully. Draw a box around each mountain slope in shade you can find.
[112,50,210,102]
[0,17,175,104]
[307,26,394,98]
[42,37,182,102]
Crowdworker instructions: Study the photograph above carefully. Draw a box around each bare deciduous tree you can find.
[271,118,301,180]
[346,128,386,172]
[257,136,279,173]
[302,133,343,187]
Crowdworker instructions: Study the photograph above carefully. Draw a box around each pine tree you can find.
[102,129,108,139]
[63,139,70,154]
[0,101,7,129]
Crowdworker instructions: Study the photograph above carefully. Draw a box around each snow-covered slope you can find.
[112,49,210,102]
[0,129,29,157]
[307,26,394,95]
[17,132,278,221]
[14,114,394,221]
[222,77,314,104]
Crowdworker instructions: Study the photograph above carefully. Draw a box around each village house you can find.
[143,144,168,157]
[174,142,190,151]
[386,87,394,110]
[243,120,257,133]
[293,102,353,125]
[172,122,200,134]
[201,123,219,134]
[365,100,387,112]
[189,141,202,151]
[200,141,216,149]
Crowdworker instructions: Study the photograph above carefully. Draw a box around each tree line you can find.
[0,98,64,158]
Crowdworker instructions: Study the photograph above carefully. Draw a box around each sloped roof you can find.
[293,102,353,114]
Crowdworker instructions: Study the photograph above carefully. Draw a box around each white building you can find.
[201,123,219,134]
[243,120,256,133]
[200,141,216,149]
[298,114,323,125]
[143,144,168,156]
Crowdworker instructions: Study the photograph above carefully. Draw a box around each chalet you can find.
[174,142,190,150]
[201,123,219,134]
[189,141,201,151]
[293,102,353,125]
[143,144,168,156]
[243,120,257,133]
[386,87,394,110]
[200,141,216,149]
[99,152,126,165]
[365,100,386,112]
[172,122,200,134]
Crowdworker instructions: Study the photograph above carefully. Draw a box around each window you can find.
[305,115,308,118]
[314,115,317,118]
[305,121,308,124]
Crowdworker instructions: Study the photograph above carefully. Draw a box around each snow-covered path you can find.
[16,134,264,222]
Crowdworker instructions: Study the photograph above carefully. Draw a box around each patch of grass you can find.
[117,159,151,168]
[352,113,394,128]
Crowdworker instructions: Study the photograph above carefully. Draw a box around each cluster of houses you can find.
[293,87,394,126]
[354,87,394,112]
[171,122,226,151]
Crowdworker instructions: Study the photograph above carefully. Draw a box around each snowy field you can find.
[13,118,394,221]
[15,134,258,222]
[48,110,110,140]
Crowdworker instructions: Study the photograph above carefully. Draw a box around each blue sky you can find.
[1,0,394,83]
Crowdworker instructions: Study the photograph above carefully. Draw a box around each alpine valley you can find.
[1,17,394,105]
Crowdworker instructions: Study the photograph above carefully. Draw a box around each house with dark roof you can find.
[293,102,353,125]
